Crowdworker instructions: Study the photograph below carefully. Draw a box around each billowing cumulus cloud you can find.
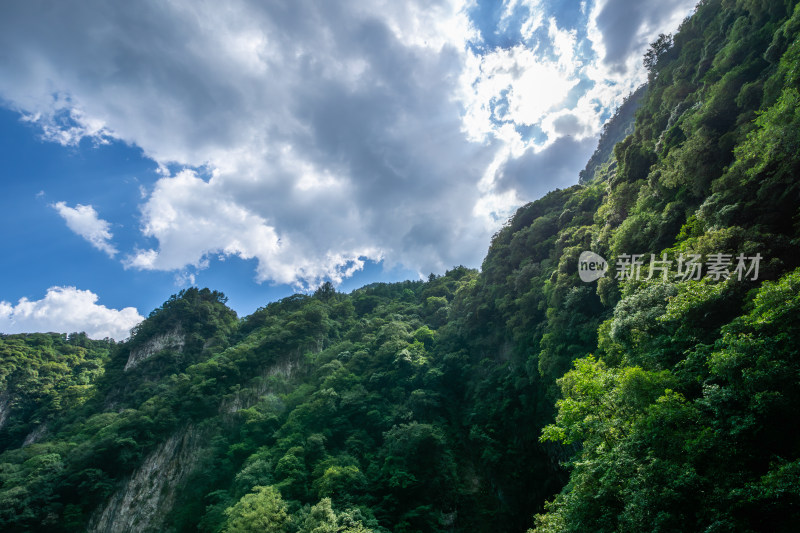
[0,287,143,341]
[52,202,118,257]
[459,40,580,147]
[0,0,696,289]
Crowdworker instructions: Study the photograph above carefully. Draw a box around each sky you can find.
[0,0,697,340]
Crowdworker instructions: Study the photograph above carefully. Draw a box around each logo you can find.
[578,251,608,282]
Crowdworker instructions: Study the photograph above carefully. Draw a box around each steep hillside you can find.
[2,1,800,532]
[0,333,114,452]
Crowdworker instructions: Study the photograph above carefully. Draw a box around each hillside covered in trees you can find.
[2,0,800,531]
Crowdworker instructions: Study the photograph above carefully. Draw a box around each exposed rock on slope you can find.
[220,356,299,415]
[0,392,9,432]
[124,327,185,371]
[88,426,204,533]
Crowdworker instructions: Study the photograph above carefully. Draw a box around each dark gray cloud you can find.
[492,136,597,199]
[591,0,696,74]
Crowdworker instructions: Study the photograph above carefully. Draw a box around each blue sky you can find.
[0,0,696,339]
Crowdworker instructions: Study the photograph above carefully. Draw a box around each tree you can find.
[300,498,338,533]
[224,485,290,533]
[314,282,336,302]
[644,33,673,74]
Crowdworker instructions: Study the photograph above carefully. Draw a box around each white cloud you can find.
[499,0,544,39]
[0,287,143,341]
[123,168,385,289]
[125,168,338,288]
[548,17,578,71]
[52,201,118,257]
[457,15,584,154]
[370,0,478,50]
[20,94,111,147]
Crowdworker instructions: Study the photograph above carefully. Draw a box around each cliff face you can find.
[220,356,300,415]
[0,392,9,432]
[88,426,205,533]
[123,327,185,371]
[21,423,46,447]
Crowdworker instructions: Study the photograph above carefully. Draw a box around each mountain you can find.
[2,1,800,531]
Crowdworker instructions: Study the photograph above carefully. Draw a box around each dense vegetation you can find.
[1,0,799,531]
[0,333,114,451]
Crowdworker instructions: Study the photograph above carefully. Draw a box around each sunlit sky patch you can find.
[0,0,696,339]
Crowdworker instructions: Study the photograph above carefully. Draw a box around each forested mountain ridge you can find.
[2,0,800,531]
